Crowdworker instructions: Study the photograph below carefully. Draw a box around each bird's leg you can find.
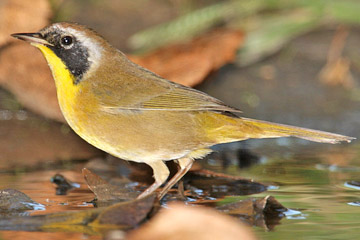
[137,160,169,199]
[158,157,193,200]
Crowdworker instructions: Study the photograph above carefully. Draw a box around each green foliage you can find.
[128,0,360,64]
[128,1,264,53]
[238,9,322,66]
[327,1,360,24]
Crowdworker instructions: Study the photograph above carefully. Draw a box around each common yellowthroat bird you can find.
[12,22,354,199]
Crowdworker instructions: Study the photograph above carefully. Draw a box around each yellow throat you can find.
[33,43,79,114]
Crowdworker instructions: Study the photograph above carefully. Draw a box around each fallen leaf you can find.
[183,169,267,199]
[130,28,244,87]
[0,194,156,234]
[0,189,44,213]
[82,168,138,203]
[0,0,62,121]
[0,0,51,46]
[127,203,257,240]
[0,43,63,121]
[217,195,287,230]
[94,194,156,226]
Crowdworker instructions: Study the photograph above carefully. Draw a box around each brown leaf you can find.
[95,194,156,226]
[0,0,51,46]
[82,168,138,202]
[0,189,43,213]
[217,195,287,230]
[0,194,155,233]
[0,42,63,121]
[127,203,257,240]
[130,28,244,87]
[183,169,267,198]
[0,207,103,234]
[0,0,63,122]
[0,1,102,167]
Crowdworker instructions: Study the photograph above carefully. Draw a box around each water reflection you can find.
[283,209,307,220]
[0,170,95,215]
[344,181,360,190]
[347,202,360,207]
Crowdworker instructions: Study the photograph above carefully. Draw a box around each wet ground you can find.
[0,143,359,239]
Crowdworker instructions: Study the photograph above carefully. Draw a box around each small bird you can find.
[12,22,354,199]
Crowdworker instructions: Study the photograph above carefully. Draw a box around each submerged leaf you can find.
[94,194,156,226]
[183,169,267,198]
[217,195,287,230]
[0,189,44,213]
[0,193,156,234]
[83,168,138,203]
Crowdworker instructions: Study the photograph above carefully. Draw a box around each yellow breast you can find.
[34,44,115,154]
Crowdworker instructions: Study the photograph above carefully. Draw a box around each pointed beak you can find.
[11,32,53,46]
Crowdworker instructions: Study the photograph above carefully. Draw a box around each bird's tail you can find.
[236,117,354,144]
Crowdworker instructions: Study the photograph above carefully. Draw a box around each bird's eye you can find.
[60,36,73,47]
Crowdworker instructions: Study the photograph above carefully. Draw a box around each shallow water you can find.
[0,169,94,215]
[0,141,358,239]
[207,141,360,240]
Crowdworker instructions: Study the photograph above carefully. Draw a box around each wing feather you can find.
[96,58,241,113]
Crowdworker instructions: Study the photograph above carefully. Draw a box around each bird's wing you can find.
[137,84,240,112]
[97,67,241,114]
